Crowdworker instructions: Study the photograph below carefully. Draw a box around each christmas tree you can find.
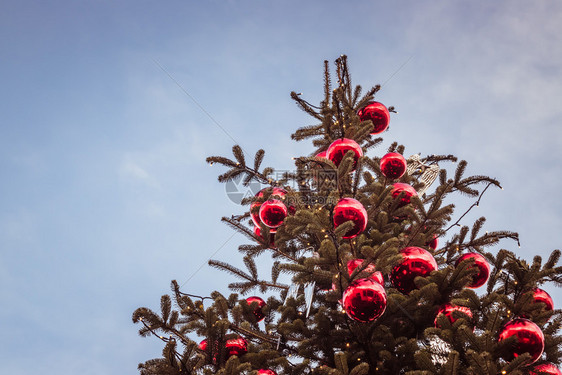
[133,56,562,375]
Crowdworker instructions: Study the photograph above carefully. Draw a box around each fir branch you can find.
[290,91,323,121]
[208,260,252,281]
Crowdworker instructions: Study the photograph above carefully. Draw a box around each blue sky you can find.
[1,1,562,373]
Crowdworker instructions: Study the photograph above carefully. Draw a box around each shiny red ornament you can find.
[390,247,438,294]
[251,201,262,227]
[326,138,363,170]
[380,152,407,179]
[531,363,562,375]
[391,183,418,206]
[259,199,288,228]
[251,188,288,226]
[357,101,390,135]
[333,198,368,239]
[199,339,207,351]
[225,337,248,357]
[257,370,277,375]
[342,278,387,322]
[533,288,554,311]
[246,296,266,322]
[253,225,276,235]
[434,304,473,328]
[456,252,490,288]
[426,234,439,250]
[253,226,276,248]
[255,187,287,199]
[347,259,384,284]
[498,318,544,364]
[316,151,327,159]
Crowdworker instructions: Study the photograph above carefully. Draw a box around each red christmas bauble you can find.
[342,278,387,322]
[253,226,276,248]
[333,198,368,239]
[326,138,363,170]
[254,225,277,236]
[259,199,288,228]
[380,152,407,179]
[246,296,266,322]
[251,188,288,226]
[531,363,562,375]
[456,252,490,288]
[347,259,384,284]
[533,288,554,311]
[434,304,473,328]
[426,234,439,250]
[257,370,277,375]
[256,187,287,199]
[251,201,262,227]
[391,183,418,206]
[357,101,390,135]
[225,337,248,357]
[498,318,544,364]
[390,247,438,294]
[199,339,207,351]
[316,151,327,159]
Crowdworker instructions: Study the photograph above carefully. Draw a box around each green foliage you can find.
[133,56,562,375]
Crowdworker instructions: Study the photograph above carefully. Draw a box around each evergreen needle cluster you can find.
[133,56,562,375]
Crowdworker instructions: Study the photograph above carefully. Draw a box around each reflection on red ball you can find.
[252,188,289,226]
[391,183,418,206]
[390,247,438,294]
[199,339,207,351]
[456,253,491,288]
[326,138,363,170]
[498,318,544,364]
[533,288,554,311]
[225,337,248,357]
[357,101,390,135]
[380,152,407,179]
[333,198,368,239]
[347,259,384,284]
[251,201,262,227]
[531,363,562,375]
[259,199,288,228]
[257,370,277,375]
[245,296,266,322]
[316,151,327,159]
[253,226,276,248]
[342,278,387,322]
[256,187,287,199]
[434,304,473,328]
[426,234,439,250]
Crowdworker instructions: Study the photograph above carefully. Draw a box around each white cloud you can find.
[119,157,150,181]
